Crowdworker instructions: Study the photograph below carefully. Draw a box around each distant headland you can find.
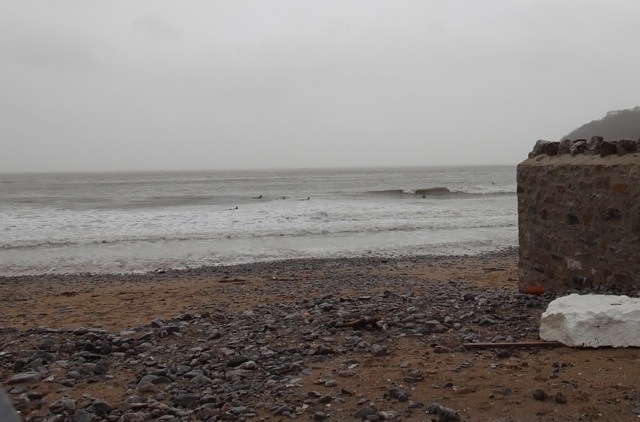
[563,106,640,141]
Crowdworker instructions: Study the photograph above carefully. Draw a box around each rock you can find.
[378,410,399,420]
[370,344,388,357]
[92,399,113,413]
[72,409,93,422]
[543,142,560,156]
[570,140,587,155]
[73,327,89,336]
[7,371,41,384]
[226,356,250,367]
[137,374,159,386]
[385,386,409,402]
[273,405,294,416]
[586,136,603,153]
[317,395,332,404]
[554,392,567,404]
[238,360,258,370]
[600,141,618,157]
[433,345,450,354]
[354,407,377,420]
[477,315,498,326]
[314,344,334,355]
[229,406,248,415]
[121,413,147,422]
[558,139,572,155]
[540,294,640,347]
[49,397,77,414]
[618,138,638,153]
[532,389,548,401]
[172,393,199,408]
[426,402,460,421]
[529,140,549,158]
[424,320,446,332]
[337,369,356,377]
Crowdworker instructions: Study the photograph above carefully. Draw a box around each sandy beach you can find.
[2,249,640,421]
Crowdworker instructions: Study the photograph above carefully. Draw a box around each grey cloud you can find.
[2,1,640,172]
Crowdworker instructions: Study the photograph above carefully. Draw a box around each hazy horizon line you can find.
[0,162,519,176]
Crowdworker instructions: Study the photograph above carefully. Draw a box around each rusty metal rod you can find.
[463,341,563,349]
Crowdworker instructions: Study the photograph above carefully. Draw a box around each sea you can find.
[0,166,517,276]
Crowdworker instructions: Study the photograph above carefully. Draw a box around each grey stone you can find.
[370,344,388,357]
[273,405,294,416]
[529,139,549,158]
[72,409,93,422]
[558,139,572,155]
[570,140,587,155]
[314,344,334,355]
[226,356,250,367]
[137,374,159,386]
[586,136,603,153]
[385,386,409,402]
[49,397,77,414]
[172,393,199,408]
[532,389,548,401]
[7,371,41,385]
[554,392,567,404]
[600,141,618,157]
[354,407,377,420]
[92,399,113,413]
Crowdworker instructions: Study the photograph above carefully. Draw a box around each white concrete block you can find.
[540,294,640,348]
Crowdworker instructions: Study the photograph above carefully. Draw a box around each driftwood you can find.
[463,341,563,349]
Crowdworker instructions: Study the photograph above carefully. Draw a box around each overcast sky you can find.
[2,1,640,172]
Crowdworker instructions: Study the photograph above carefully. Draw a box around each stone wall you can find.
[517,137,640,294]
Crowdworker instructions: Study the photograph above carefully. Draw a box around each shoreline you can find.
[0,248,521,334]
[0,246,519,282]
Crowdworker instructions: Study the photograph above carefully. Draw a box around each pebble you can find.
[385,386,409,402]
[7,371,41,385]
[554,392,567,404]
[532,389,549,401]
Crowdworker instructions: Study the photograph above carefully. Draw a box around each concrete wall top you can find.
[520,152,640,168]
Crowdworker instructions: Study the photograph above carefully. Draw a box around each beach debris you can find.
[524,285,545,295]
[540,294,640,347]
